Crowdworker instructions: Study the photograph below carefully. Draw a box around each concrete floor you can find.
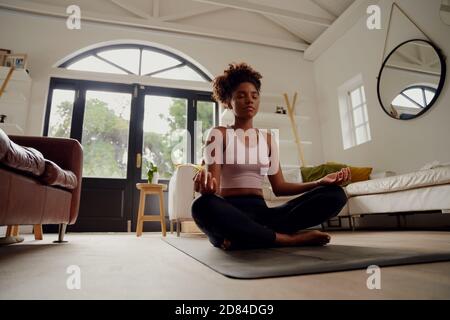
[0,231,449,299]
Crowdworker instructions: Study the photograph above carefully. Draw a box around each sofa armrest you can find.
[9,135,83,225]
[168,164,198,221]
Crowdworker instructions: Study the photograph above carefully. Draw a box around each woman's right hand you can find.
[193,168,218,195]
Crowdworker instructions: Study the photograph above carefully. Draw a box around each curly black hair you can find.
[212,63,262,109]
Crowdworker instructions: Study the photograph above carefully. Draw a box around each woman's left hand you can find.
[318,167,352,186]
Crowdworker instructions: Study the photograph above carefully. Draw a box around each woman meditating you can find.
[191,63,350,250]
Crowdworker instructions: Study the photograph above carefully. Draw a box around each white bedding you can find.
[346,166,450,196]
[348,184,450,215]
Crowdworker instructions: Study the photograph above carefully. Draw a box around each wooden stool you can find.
[136,183,167,237]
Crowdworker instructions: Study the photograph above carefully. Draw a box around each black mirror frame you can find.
[377,39,447,120]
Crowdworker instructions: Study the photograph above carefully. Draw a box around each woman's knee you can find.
[191,194,220,220]
[320,185,348,208]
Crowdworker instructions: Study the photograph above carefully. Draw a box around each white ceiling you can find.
[0,0,356,52]
[388,41,442,75]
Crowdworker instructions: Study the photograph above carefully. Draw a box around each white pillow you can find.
[283,168,303,183]
[262,167,302,189]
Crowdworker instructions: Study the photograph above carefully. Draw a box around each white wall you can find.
[0,9,324,166]
[314,0,450,174]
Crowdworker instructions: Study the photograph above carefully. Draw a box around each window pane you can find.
[154,65,206,82]
[403,88,425,107]
[392,95,421,109]
[353,106,364,127]
[140,50,180,75]
[82,91,131,178]
[363,105,369,122]
[67,56,128,75]
[355,125,368,145]
[425,89,436,104]
[361,86,366,103]
[195,101,215,164]
[97,49,140,74]
[48,89,75,138]
[350,88,362,107]
[142,96,188,180]
[366,123,372,141]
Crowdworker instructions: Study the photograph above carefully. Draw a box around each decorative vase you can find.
[151,172,159,184]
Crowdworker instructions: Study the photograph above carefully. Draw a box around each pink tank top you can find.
[220,128,271,189]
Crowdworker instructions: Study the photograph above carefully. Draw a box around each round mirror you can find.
[377,39,446,120]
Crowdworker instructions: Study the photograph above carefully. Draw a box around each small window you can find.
[338,75,372,149]
[392,85,436,110]
[97,48,141,74]
[60,44,209,82]
[140,50,181,75]
[388,85,437,120]
[67,56,129,75]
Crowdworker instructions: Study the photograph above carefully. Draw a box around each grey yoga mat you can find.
[163,237,450,279]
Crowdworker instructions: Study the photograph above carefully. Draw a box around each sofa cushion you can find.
[326,162,373,183]
[349,166,373,182]
[301,163,348,184]
[39,160,78,190]
[301,162,373,184]
[0,129,77,189]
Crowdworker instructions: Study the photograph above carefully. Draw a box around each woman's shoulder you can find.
[206,126,228,145]
[215,125,228,131]
[208,126,228,136]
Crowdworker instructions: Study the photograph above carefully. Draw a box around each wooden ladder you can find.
[0,66,15,98]
[283,92,307,167]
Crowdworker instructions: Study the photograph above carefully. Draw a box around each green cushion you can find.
[300,163,346,183]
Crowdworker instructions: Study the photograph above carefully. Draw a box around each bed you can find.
[343,165,450,229]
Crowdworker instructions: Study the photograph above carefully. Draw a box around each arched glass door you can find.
[44,78,217,232]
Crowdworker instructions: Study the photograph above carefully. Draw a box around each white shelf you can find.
[261,92,281,97]
[0,66,31,82]
[256,112,310,126]
[0,67,32,133]
[260,92,309,102]
[0,91,28,104]
[279,139,312,146]
[0,123,24,135]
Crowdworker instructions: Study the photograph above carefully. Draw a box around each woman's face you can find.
[228,82,260,119]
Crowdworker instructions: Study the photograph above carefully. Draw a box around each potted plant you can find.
[147,162,159,184]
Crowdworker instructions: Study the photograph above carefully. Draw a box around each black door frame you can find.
[44,77,218,232]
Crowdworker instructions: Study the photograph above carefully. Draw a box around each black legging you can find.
[191,185,347,250]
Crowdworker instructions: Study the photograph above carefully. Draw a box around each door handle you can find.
[136,153,142,169]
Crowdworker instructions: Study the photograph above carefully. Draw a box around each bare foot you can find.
[221,238,232,250]
[275,230,331,247]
